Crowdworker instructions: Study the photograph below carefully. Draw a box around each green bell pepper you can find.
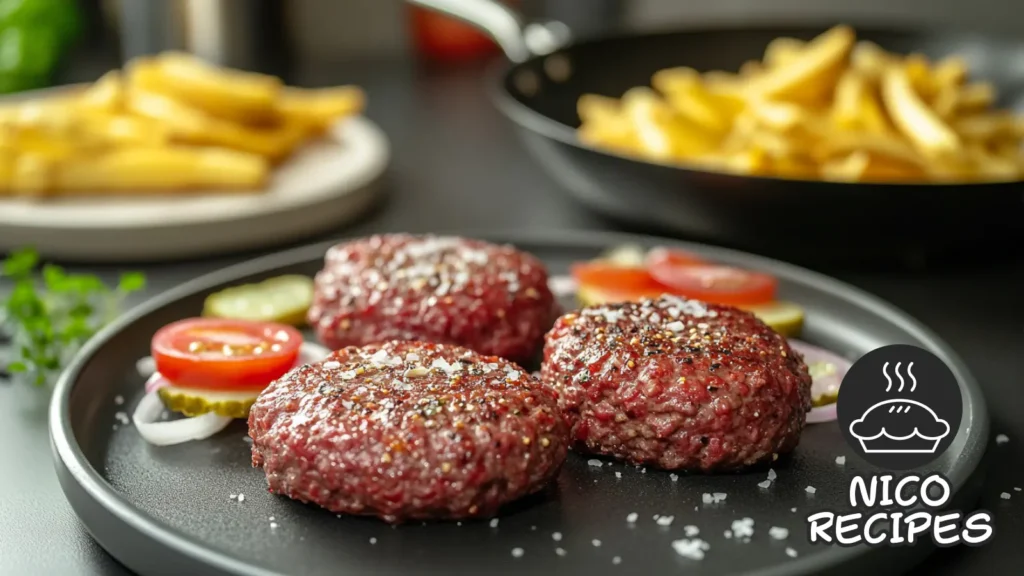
[0,0,81,94]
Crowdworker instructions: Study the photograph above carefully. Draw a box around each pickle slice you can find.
[158,385,260,418]
[741,300,805,337]
[203,274,314,326]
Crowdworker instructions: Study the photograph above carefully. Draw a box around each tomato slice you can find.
[646,263,778,306]
[645,247,706,270]
[151,318,303,390]
[571,261,665,291]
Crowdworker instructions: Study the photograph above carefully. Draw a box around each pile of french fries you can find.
[0,52,365,197]
[578,25,1024,183]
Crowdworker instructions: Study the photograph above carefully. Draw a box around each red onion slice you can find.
[788,339,854,424]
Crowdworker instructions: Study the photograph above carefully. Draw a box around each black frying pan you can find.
[409,0,1024,267]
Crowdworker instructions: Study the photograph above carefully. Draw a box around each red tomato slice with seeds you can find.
[647,263,778,306]
[645,247,706,270]
[151,318,303,390]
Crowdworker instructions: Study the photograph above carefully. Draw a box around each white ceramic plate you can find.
[0,115,389,262]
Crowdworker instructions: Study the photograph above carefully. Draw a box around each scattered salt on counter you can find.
[671,538,710,560]
[1015,487,1022,492]
[114,411,130,425]
[269,516,275,521]
[270,522,279,529]
[996,434,1009,445]
[615,472,622,479]
[555,547,567,557]
[511,547,524,558]
[731,518,755,542]
[670,473,679,482]
[552,532,562,541]
[791,507,797,513]
[588,459,603,468]
[1000,492,1011,500]
[702,493,713,504]
[592,539,602,547]
[369,537,377,544]
[530,525,537,531]
[835,456,846,465]
[612,556,622,565]
[641,468,647,474]
[769,527,789,540]
[457,522,462,526]
[757,480,772,489]
[724,530,732,539]
[805,486,817,495]
[489,518,499,528]
[767,469,777,481]
[237,494,245,502]
[684,525,700,537]
[786,547,798,558]
[626,512,638,524]
[656,516,675,527]
[114,395,124,405]
[229,494,237,500]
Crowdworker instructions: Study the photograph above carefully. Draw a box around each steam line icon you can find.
[849,361,951,454]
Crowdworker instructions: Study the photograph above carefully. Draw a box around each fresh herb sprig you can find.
[1,248,146,386]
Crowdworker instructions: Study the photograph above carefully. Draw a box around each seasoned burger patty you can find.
[540,295,812,472]
[308,234,558,361]
[248,340,569,523]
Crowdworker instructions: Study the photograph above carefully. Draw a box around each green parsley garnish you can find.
[1,247,146,386]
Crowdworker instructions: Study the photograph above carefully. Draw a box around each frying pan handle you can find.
[407,0,571,63]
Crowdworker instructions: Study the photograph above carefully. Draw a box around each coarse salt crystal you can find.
[767,469,777,481]
[791,507,797,513]
[237,494,245,502]
[670,473,679,482]
[592,539,602,547]
[757,480,772,489]
[369,537,377,544]
[996,434,1010,445]
[552,532,562,541]
[786,547,798,558]
[114,411,130,425]
[114,395,124,405]
[684,525,700,537]
[323,361,342,370]
[1015,487,1022,492]
[724,530,732,539]
[657,516,674,526]
[511,547,524,558]
[835,456,846,465]
[626,512,638,523]
[769,527,789,540]
[457,522,462,526]
[805,486,817,494]
[671,538,709,560]
[269,516,275,521]
[615,471,622,479]
[731,518,755,540]
[1000,492,1011,499]
[555,547,567,557]
[702,493,713,504]
[489,518,499,528]
[588,459,603,467]
[665,321,686,332]
[641,468,647,474]
[612,556,622,565]
[531,526,537,531]
[270,522,279,529]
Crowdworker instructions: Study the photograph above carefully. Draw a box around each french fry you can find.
[50,147,269,193]
[146,52,283,124]
[745,25,855,102]
[573,25,1024,183]
[763,37,805,69]
[276,86,365,132]
[77,71,123,112]
[880,65,962,157]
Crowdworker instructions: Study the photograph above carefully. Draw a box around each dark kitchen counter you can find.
[1,56,1022,575]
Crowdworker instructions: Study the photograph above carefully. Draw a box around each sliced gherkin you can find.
[202,274,314,326]
[158,385,261,419]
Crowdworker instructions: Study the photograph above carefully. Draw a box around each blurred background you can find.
[23,0,1024,89]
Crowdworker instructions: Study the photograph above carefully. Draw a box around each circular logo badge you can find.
[837,344,962,471]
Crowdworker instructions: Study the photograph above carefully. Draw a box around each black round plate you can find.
[50,231,988,576]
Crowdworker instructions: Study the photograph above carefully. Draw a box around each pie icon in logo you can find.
[837,346,962,470]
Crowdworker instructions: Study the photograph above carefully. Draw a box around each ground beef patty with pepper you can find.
[540,294,812,472]
[248,340,569,523]
[307,234,558,362]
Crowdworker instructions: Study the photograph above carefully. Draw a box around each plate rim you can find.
[48,229,989,576]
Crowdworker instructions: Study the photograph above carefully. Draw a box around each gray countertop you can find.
[1,57,1022,575]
